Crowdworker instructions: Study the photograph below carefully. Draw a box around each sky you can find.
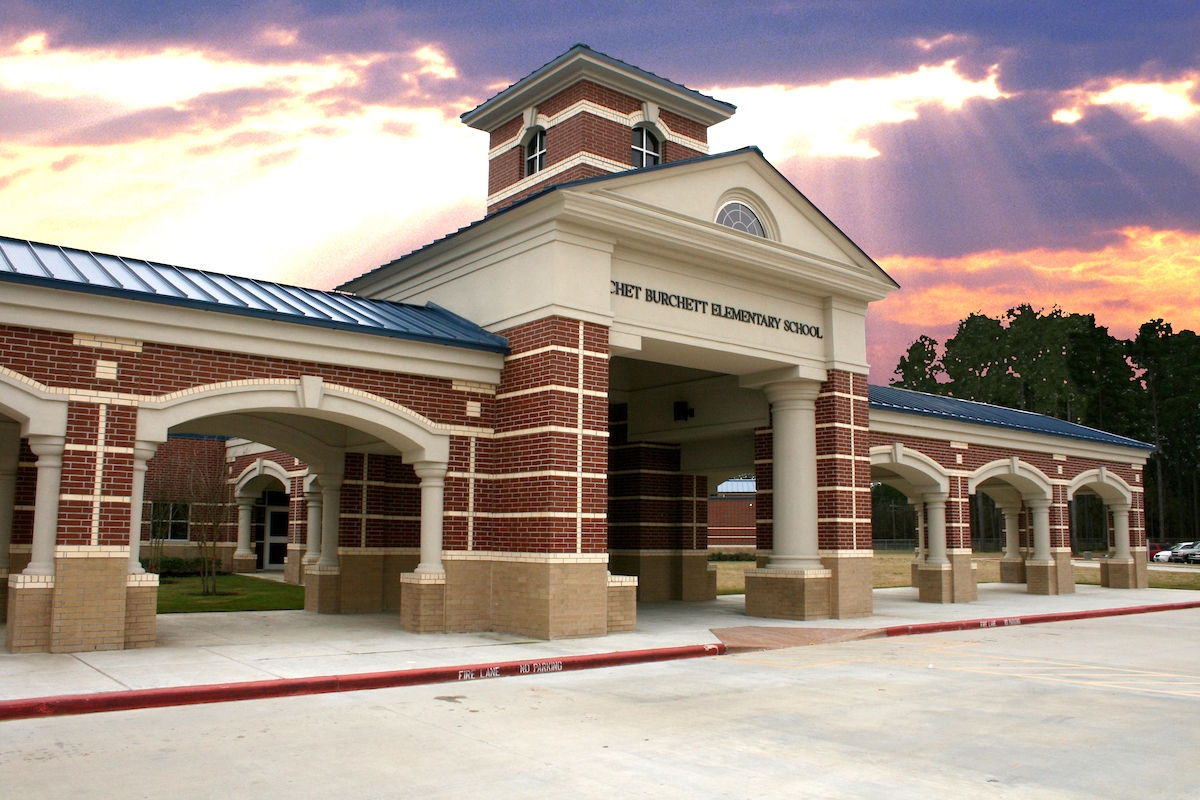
[3,1,1199,383]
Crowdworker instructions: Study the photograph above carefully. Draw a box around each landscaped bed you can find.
[156,574,305,614]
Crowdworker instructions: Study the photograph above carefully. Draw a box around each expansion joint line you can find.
[576,322,585,554]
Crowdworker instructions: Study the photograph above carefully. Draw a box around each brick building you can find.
[1,45,1152,653]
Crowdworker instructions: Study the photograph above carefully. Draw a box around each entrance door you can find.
[264,509,289,570]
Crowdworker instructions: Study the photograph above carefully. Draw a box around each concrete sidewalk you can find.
[2,582,1197,704]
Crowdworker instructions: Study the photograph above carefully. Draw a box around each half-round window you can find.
[716,202,765,237]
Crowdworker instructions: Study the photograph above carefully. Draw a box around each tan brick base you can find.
[821,551,873,618]
[5,575,53,653]
[607,550,714,601]
[0,568,7,622]
[51,548,129,653]
[285,546,305,584]
[607,576,637,633]
[304,567,341,613]
[1100,557,1147,589]
[999,556,1026,584]
[744,568,832,620]
[124,576,159,649]
[917,563,953,603]
[1025,560,1058,594]
[1054,549,1075,594]
[232,555,257,574]
[950,552,978,602]
[399,573,446,633]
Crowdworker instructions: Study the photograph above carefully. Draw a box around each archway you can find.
[1067,469,1144,589]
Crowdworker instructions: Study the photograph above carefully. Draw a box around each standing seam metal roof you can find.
[869,384,1153,450]
[0,236,508,354]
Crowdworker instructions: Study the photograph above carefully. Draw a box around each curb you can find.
[882,600,1200,638]
[0,642,726,722]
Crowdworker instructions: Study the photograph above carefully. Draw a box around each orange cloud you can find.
[867,226,1200,380]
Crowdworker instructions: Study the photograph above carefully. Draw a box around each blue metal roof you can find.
[715,479,757,495]
[869,384,1153,450]
[0,236,508,354]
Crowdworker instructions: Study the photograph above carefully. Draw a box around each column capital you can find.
[761,379,823,407]
[1026,498,1053,510]
[236,495,257,509]
[1109,503,1132,513]
[413,460,448,482]
[26,434,65,459]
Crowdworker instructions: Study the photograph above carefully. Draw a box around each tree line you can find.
[890,306,1200,543]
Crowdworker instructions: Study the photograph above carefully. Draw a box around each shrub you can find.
[708,552,757,562]
[141,556,228,577]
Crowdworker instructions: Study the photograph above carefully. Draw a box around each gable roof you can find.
[869,384,1153,450]
[341,147,898,293]
[0,236,508,353]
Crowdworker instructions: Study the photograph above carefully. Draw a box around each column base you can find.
[124,573,159,649]
[917,563,953,603]
[51,546,129,653]
[1100,557,1143,589]
[911,556,922,588]
[949,551,977,602]
[607,574,638,633]
[303,566,341,613]
[822,551,873,618]
[232,554,257,574]
[0,568,7,621]
[607,550,714,601]
[1054,548,1075,594]
[1025,560,1058,594]
[399,572,446,633]
[744,568,832,620]
[5,573,54,653]
[999,555,1026,583]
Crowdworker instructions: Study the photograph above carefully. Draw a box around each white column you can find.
[24,435,65,576]
[413,461,447,574]
[1000,503,1021,559]
[1028,499,1052,562]
[303,489,322,565]
[0,421,20,573]
[762,380,822,570]
[234,496,255,562]
[1111,503,1132,560]
[924,493,949,565]
[318,472,342,569]
[127,440,159,574]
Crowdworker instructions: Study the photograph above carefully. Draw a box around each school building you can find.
[0,45,1152,653]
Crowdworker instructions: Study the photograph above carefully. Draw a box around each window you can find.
[525,129,546,176]
[716,202,765,237]
[631,126,660,168]
[151,502,190,540]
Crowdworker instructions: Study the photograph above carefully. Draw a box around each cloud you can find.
[1054,75,1200,124]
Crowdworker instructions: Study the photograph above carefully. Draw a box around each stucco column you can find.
[318,473,342,569]
[303,489,322,565]
[413,461,447,574]
[235,497,256,561]
[924,493,949,565]
[127,441,159,574]
[0,421,20,573]
[762,380,822,570]
[1028,499,1052,562]
[912,501,926,561]
[24,435,65,576]
[1111,503,1132,560]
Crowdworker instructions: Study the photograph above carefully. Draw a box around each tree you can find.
[891,335,944,392]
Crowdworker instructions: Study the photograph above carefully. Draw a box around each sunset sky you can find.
[3,2,1198,382]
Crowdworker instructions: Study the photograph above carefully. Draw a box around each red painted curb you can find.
[882,600,1200,638]
[0,642,726,722]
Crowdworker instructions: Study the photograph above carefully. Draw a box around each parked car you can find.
[1156,542,1196,562]
[1148,542,1169,561]
[1168,542,1200,563]
[1186,551,1200,565]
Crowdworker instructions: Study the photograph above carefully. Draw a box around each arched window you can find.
[631,126,660,168]
[716,202,765,237]
[525,129,546,176]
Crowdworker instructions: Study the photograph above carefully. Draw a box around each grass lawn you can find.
[156,574,305,613]
[714,551,1200,594]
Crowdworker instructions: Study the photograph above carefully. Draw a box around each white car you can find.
[1155,542,1196,562]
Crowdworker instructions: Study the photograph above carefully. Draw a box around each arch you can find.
[870,442,950,498]
[233,457,293,500]
[135,377,451,464]
[1066,467,1133,506]
[0,369,69,437]
[968,457,1053,501]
